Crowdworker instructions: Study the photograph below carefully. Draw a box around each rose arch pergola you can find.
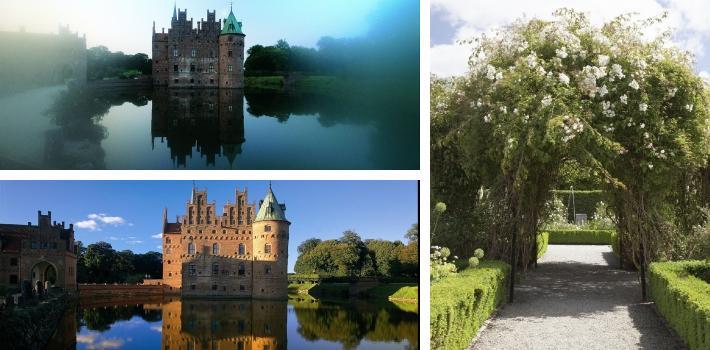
[432,10,708,301]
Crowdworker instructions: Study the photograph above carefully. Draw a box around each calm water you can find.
[0,85,418,170]
[47,296,419,350]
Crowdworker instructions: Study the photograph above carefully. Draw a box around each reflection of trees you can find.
[293,300,418,350]
[78,304,161,332]
[43,86,150,169]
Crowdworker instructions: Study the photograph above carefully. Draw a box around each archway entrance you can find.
[31,261,58,289]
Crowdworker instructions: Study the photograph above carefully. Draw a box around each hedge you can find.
[431,260,510,350]
[537,231,549,259]
[649,261,710,350]
[544,229,616,245]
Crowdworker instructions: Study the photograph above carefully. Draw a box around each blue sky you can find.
[0,0,384,55]
[431,0,710,79]
[0,181,418,272]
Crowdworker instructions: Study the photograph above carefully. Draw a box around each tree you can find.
[405,223,418,243]
[84,241,117,283]
[298,238,322,255]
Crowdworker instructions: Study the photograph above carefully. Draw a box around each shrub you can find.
[649,261,710,350]
[431,246,457,282]
[545,229,616,245]
[431,260,510,350]
[474,248,485,259]
[468,257,480,268]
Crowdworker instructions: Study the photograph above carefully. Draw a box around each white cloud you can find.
[150,325,162,332]
[151,233,163,239]
[75,220,99,231]
[88,213,126,226]
[126,240,143,245]
[109,236,120,241]
[430,0,710,76]
[156,245,162,250]
[75,213,128,231]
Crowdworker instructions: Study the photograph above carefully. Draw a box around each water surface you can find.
[47,296,419,350]
[0,85,418,169]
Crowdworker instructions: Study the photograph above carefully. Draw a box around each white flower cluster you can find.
[602,100,615,118]
[561,115,584,142]
[579,65,607,97]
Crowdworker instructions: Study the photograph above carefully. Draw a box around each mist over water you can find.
[0,0,419,170]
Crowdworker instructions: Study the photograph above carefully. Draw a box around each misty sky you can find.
[0,0,383,55]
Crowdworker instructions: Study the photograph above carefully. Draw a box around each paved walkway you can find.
[471,245,686,350]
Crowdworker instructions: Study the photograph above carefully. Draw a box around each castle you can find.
[161,185,289,299]
[0,211,77,292]
[152,4,246,89]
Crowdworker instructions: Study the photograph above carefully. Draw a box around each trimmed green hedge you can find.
[431,261,510,350]
[545,229,616,245]
[537,231,549,258]
[649,261,710,350]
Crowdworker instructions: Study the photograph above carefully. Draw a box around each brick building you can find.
[162,185,289,299]
[152,4,245,88]
[0,211,77,291]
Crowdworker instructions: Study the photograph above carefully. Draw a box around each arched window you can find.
[264,243,272,254]
[188,242,195,255]
[238,263,245,276]
[166,237,171,244]
[212,243,219,255]
[238,243,245,255]
[212,263,219,275]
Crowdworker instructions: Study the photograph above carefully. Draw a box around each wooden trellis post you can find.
[509,228,517,302]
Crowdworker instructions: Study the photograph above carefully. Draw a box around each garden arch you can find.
[431,10,708,302]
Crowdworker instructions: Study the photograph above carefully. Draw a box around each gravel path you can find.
[470,245,686,350]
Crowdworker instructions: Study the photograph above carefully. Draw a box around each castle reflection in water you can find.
[47,296,419,350]
[151,88,246,168]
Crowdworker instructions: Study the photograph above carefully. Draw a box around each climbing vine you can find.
[432,9,709,272]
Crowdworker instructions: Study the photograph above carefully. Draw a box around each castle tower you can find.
[218,6,246,89]
[251,185,289,299]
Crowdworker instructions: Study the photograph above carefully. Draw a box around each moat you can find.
[0,84,418,170]
[46,296,418,350]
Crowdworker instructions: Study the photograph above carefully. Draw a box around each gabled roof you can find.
[254,186,287,222]
[221,9,244,35]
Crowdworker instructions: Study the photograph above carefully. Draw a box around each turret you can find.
[218,6,246,89]
[251,184,289,299]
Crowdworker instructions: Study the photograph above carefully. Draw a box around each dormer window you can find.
[264,225,271,232]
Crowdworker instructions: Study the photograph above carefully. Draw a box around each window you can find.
[166,247,171,254]
[52,242,57,249]
[265,264,271,275]
[173,49,179,57]
[212,243,219,255]
[190,65,196,72]
[228,50,233,58]
[209,63,214,73]
[228,65,233,72]
[166,237,171,244]
[168,272,172,277]
[190,284,196,290]
[238,263,245,276]
[31,242,37,249]
[264,243,272,254]
[212,284,218,291]
[191,48,197,57]
[212,263,219,275]
[188,242,195,254]
[9,275,18,284]
[264,225,272,232]
[228,106,233,112]
[10,258,17,266]
[238,243,245,255]
[239,285,245,291]
[188,264,196,275]
[174,79,179,84]
[210,79,214,84]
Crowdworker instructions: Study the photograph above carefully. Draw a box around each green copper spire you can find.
[221,7,244,35]
[255,186,287,222]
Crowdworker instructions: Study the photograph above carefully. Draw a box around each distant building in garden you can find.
[161,185,289,299]
[0,211,78,291]
[152,4,246,88]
